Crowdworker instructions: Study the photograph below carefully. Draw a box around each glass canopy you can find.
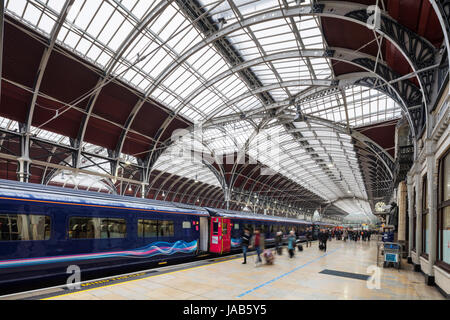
[3,0,405,221]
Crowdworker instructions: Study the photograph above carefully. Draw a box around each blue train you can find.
[0,179,331,287]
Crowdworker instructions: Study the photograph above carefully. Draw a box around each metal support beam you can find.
[25,0,74,134]
[76,1,173,170]
[0,0,4,103]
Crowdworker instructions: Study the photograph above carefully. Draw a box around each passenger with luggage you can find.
[287,230,296,258]
[263,249,275,265]
[250,229,264,264]
[296,238,303,252]
[319,229,328,252]
[241,228,251,264]
[306,227,312,247]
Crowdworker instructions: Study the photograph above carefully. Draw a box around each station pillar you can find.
[414,165,423,271]
[425,139,437,285]
[407,173,414,263]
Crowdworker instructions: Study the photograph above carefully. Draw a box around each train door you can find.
[199,217,209,252]
[221,218,231,253]
[209,217,231,254]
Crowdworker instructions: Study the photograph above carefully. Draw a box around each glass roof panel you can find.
[3,0,399,221]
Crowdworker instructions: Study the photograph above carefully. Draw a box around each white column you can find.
[426,139,437,278]
[407,173,414,258]
[17,132,31,182]
[397,181,407,241]
[415,167,423,258]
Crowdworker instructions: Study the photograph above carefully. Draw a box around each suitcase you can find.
[277,247,282,255]
[297,244,303,251]
[319,244,324,250]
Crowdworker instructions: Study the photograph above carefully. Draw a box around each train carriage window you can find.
[69,217,126,239]
[138,219,158,238]
[222,222,228,235]
[234,223,239,230]
[0,214,51,241]
[212,221,219,235]
[182,221,191,229]
[159,220,174,237]
[100,218,126,239]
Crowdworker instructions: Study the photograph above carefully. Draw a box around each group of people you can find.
[317,228,376,252]
[241,227,314,265]
[344,229,373,242]
[240,227,375,265]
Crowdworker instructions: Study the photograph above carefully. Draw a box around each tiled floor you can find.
[46,240,444,300]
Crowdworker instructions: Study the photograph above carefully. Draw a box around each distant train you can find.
[0,180,333,286]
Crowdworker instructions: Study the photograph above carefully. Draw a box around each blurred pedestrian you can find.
[275,231,283,255]
[288,230,296,258]
[241,228,251,264]
[250,229,264,264]
[306,227,312,247]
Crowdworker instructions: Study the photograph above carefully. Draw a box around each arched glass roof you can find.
[2,0,416,222]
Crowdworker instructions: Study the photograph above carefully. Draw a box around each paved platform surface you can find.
[44,240,444,300]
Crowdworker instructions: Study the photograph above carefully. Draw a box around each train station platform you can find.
[6,240,444,300]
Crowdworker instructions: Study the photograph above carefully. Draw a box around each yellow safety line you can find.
[41,256,243,300]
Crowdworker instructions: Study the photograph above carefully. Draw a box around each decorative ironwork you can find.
[345,10,436,103]
[393,145,414,186]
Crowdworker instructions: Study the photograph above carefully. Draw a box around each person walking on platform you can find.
[343,229,348,242]
[306,227,312,247]
[275,231,283,255]
[250,229,264,264]
[321,230,328,252]
[241,228,251,264]
[288,230,296,258]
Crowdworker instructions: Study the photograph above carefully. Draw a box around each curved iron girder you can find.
[203,185,225,205]
[186,183,222,206]
[140,3,434,127]
[429,0,450,84]
[243,170,319,210]
[142,138,174,183]
[25,0,74,134]
[144,2,435,99]
[185,182,216,205]
[350,130,395,177]
[118,2,433,175]
[155,159,222,201]
[227,118,271,191]
[344,7,435,99]
[75,0,173,165]
[154,133,228,186]
[147,143,228,202]
[204,73,418,139]
[180,48,422,116]
[289,114,394,179]
[237,165,321,211]
[154,166,199,199]
[202,72,415,136]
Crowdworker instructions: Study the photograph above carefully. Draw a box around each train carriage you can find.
[0,180,206,286]
[204,208,314,253]
[0,179,331,287]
